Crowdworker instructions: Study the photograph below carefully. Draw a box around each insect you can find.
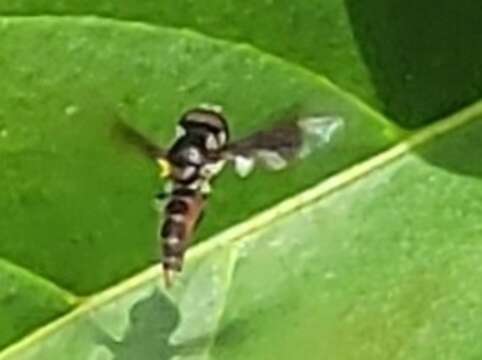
[116,105,343,286]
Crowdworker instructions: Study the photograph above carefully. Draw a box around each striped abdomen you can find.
[161,188,204,283]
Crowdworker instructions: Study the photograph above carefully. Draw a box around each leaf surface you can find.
[2,102,481,359]
[0,16,399,350]
[1,4,481,358]
[0,0,380,109]
[2,1,481,126]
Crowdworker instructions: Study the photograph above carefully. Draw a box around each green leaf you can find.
[0,0,381,111]
[1,7,481,360]
[2,1,481,126]
[346,0,482,127]
[2,102,481,359]
[0,260,76,350]
[0,16,400,350]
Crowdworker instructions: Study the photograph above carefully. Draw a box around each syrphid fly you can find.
[116,105,343,286]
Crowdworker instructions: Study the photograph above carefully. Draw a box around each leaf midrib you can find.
[1,99,480,359]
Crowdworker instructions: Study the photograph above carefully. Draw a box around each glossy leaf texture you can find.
[2,101,482,359]
[2,1,481,126]
[0,0,380,111]
[0,9,481,360]
[0,16,400,351]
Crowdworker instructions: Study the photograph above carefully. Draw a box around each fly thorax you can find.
[170,164,198,183]
[199,159,227,179]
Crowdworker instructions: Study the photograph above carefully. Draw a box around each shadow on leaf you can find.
[95,289,211,360]
[345,0,482,128]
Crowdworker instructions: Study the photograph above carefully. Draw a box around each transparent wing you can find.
[225,115,344,177]
[297,115,344,158]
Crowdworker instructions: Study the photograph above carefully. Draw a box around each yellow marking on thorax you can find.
[157,158,172,178]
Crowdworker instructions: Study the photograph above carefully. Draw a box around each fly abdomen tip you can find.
[163,255,183,271]
[162,248,184,287]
